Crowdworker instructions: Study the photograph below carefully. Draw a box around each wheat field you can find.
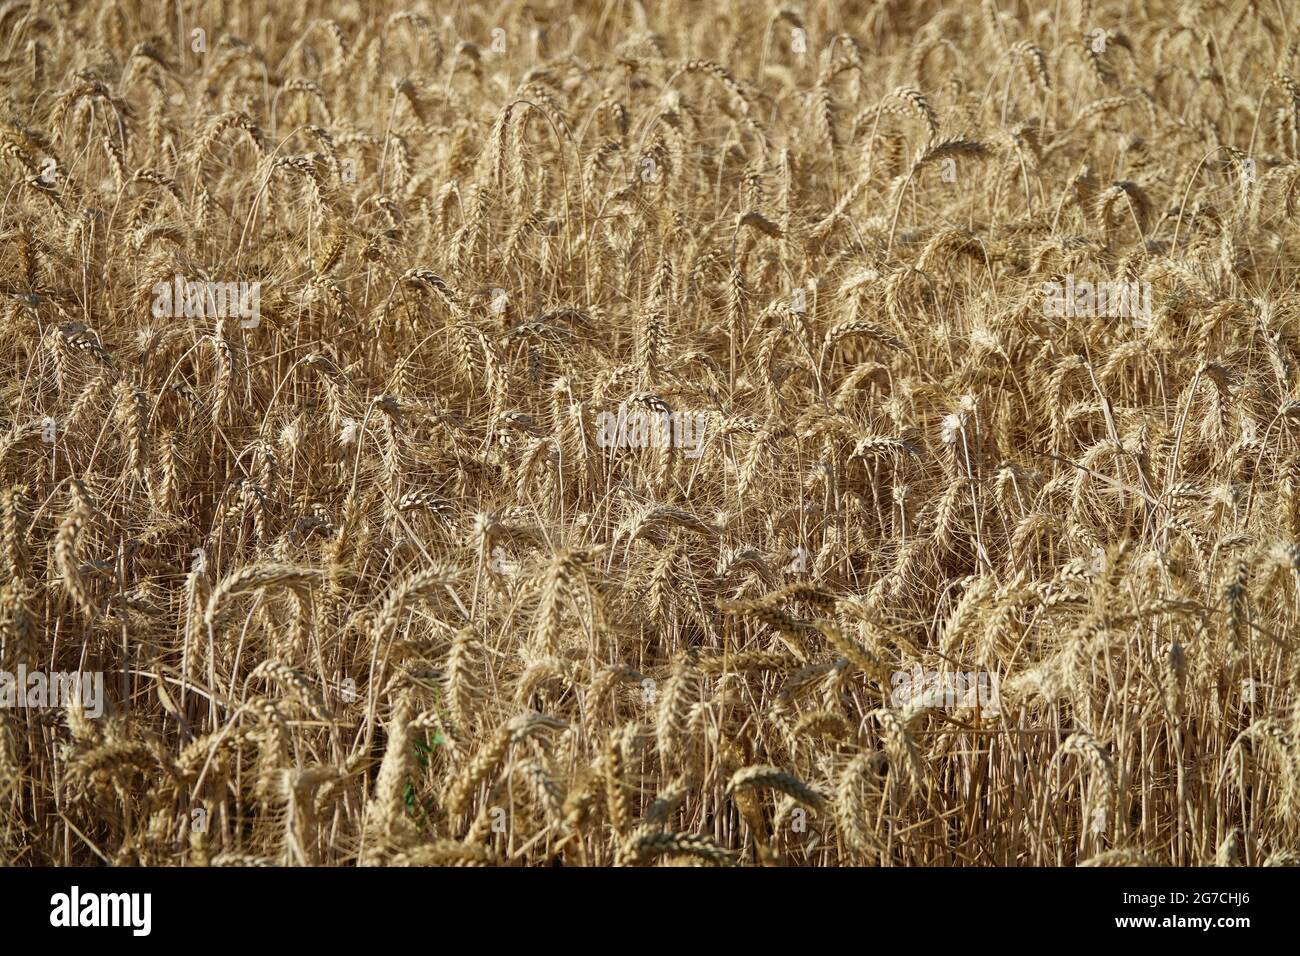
[1,0,1299,868]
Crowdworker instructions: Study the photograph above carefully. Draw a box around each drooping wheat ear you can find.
[586,664,643,718]
[458,785,503,847]
[280,78,333,126]
[0,487,29,581]
[532,547,603,654]
[1075,95,1130,128]
[917,228,987,273]
[1267,73,1300,156]
[248,660,331,721]
[873,706,926,793]
[511,758,565,826]
[910,137,989,175]
[561,764,602,834]
[836,751,887,861]
[643,774,692,827]
[618,830,739,867]
[64,736,161,804]
[823,319,905,355]
[195,111,268,164]
[113,379,150,476]
[210,321,234,426]
[388,841,500,867]
[727,765,825,812]
[1080,31,1117,87]
[851,434,920,463]
[444,626,482,731]
[180,559,209,687]
[0,422,43,472]
[669,60,751,115]
[45,324,70,394]
[204,564,322,633]
[361,692,416,864]
[636,305,666,378]
[55,480,97,620]
[627,505,723,543]
[1096,180,1151,232]
[15,228,41,293]
[0,135,39,179]
[812,82,837,151]
[604,724,635,837]
[370,564,458,644]
[102,133,128,189]
[314,231,347,276]
[886,140,989,251]
[889,86,939,142]
[245,696,291,801]
[0,487,34,668]
[717,597,814,646]
[0,579,36,672]
[655,655,700,768]
[155,430,181,513]
[1222,555,1250,665]
[1011,40,1051,93]
[792,710,849,741]
[1215,830,1243,867]
[1057,732,1120,793]
[444,713,565,818]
